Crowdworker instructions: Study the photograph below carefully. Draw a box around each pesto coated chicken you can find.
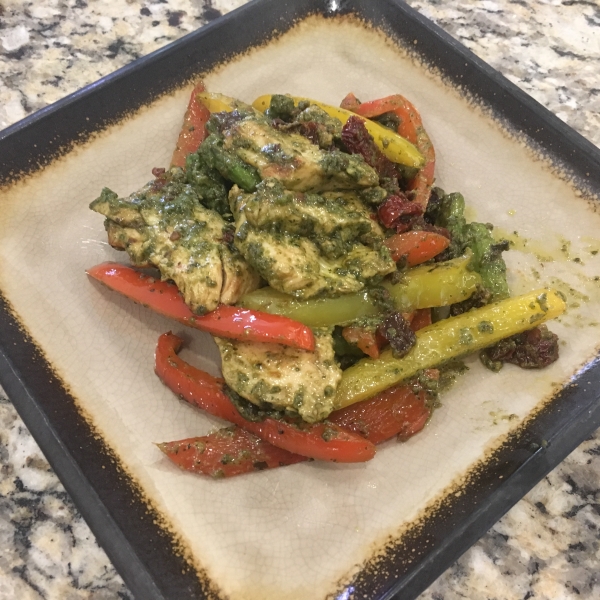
[215,329,341,423]
[200,102,380,193]
[89,95,401,422]
[90,169,260,314]
[229,179,396,298]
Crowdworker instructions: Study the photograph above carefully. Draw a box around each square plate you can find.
[1,1,600,598]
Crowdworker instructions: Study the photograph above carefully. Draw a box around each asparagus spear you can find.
[437,192,510,301]
[198,133,262,192]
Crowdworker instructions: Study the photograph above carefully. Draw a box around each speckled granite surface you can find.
[0,1,599,598]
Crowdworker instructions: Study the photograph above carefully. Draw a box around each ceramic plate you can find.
[1,1,600,598]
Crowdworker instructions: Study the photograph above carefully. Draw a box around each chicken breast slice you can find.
[230,180,385,257]
[230,181,396,298]
[90,173,260,314]
[235,224,370,298]
[215,329,342,423]
[223,117,379,192]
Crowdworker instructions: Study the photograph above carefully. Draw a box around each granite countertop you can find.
[1,1,599,598]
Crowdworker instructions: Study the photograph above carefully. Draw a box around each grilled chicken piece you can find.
[215,329,342,423]
[209,110,378,192]
[229,180,396,299]
[220,249,260,305]
[235,224,368,298]
[90,170,260,314]
[231,180,385,254]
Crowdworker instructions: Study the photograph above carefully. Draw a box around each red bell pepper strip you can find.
[328,385,431,444]
[159,382,431,477]
[155,333,376,463]
[384,230,450,266]
[341,326,382,359]
[156,332,432,476]
[354,95,435,211]
[339,92,362,112]
[87,262,315,351]
[409,308,432,332]
[171,82,211,168]
[157,426,306,478]
[157,381,430,477]
[160,381,431,478]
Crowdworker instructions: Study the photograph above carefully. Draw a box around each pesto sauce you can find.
[459,328,474,345]
[410,361,469,410]
[477,321,494,333]
[225,386,288,422]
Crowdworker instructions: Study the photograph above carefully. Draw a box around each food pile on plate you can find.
[87,84,565,477]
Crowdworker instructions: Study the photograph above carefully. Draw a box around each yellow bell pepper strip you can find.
[239,287,377,328]
[195,91,246,113]
[239,253,481,328]
[383,252,481,312]
[252,94,425,169]
[335,289,566,408]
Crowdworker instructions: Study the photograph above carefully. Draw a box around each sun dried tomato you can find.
[377,312,416,358]
[341,115,399,181]
[377,194,423,232]
[480,325,559,370]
